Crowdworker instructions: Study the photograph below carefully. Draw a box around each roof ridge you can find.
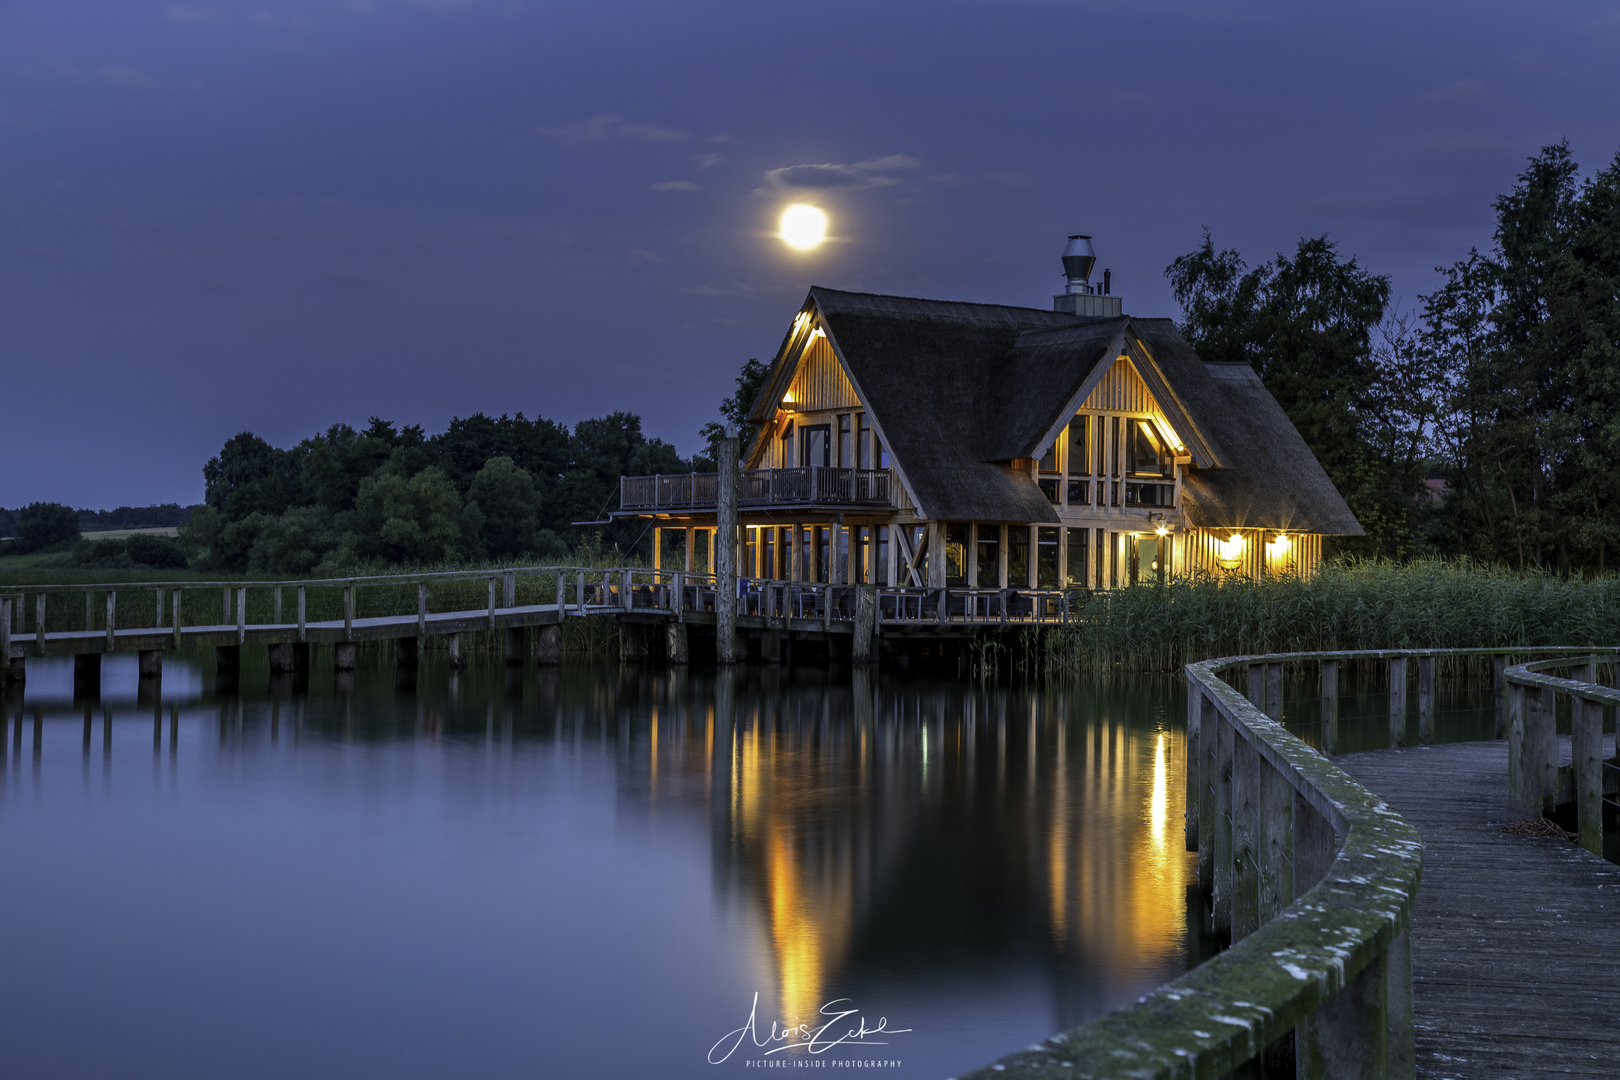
[809,285,1072,318]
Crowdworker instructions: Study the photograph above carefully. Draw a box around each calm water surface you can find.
[2,652,1200,1079]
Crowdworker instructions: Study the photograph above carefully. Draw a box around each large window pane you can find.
[945,523,969,586]
[976,525,1000,588]
[1037,527,1059,588]
[1067,416,1089,475]
[1008,527,1030,589]
[1065,528,1088,587]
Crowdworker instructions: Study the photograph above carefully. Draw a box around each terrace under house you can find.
[615,236,1361,598]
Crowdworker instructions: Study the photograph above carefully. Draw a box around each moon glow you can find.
[778,204,829,251]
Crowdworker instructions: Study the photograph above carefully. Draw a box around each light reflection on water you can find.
[0,654,1194,1079]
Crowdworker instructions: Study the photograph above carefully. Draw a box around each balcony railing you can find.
[619,467,893,512]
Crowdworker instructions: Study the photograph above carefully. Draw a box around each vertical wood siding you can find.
[1180,528,1323,582]
[787,335,859,412]
[1081,357,1164,420]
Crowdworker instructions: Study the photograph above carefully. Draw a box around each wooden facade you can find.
[619,287,1361,591]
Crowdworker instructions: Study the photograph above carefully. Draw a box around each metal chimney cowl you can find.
[1053,233,1123,318]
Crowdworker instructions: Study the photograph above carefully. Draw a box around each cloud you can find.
[708,134,740,144]
[761,153,923,190]
[693,153,725,169]
[1424,78,1486,104]
[627,249,670,265]
[651,180,701,192]
[164,5,209,22]
[99,64,152,86]
[535,113,688,144]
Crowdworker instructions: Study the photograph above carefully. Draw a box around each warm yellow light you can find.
[1154,524,1169,537]
[778,204,828,251]
[1274,533,1290,549]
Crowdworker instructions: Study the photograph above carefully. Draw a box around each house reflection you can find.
[611,669,1192,1033]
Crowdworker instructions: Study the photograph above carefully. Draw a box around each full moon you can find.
[778,204,829,251]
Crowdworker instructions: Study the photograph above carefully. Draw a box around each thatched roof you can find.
[746,287,1363,535]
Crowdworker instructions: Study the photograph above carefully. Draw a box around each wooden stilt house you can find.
[617,242,1361,593]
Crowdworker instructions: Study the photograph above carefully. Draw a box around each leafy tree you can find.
[15,501,81,553]
[698,358,770,466]
[245,506,341,574]
[555,412,687,555]
[1166,233,1423,557]
[465,456,542,560]
[351,466,464,564]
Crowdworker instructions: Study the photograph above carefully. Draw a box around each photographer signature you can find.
[708,993,911,1063]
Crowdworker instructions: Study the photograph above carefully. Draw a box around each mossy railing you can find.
[961,646,1606,1080]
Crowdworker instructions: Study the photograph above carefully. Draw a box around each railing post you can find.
[575,571,585,612]
[236,586,246,645]
[105,591,117,650]
[1388,656,1407,747]
[1265,661,1282,721]
[1534,685,1557,817]
[1493,654,1508,738]
[622,569,633,612]
[1231,730,1261,941]
[1185,679,1201,853]
[672,571,684,618]
[1197,692,1217,891]
[1320,658,1339,755]
[0,598,11,678]
[156,587,164,629]
[1259,756,1294,926]
[223,586,231,626]
[1577,695,1604,856]
[717,433,739,664]
[1417,655,1435,745]
[173,590,183,648]
[488,577,497,630]
[36,592,46,651]
[555,570,566,617]
[1297,946,1391,1080]
[418,583,428,635]
[1212,709,1234,935]
[1507,680,1528,813]
[503,572,516,608]
[1247,663,1265,711]
[297,586,306,643]
[273,586,282,625]
[343,584,354,640]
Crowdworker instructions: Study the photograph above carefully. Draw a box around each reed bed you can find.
[1050,559,1620,674]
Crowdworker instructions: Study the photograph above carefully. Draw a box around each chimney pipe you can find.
[1103,268,1111,296]
[1061,234,1096,295]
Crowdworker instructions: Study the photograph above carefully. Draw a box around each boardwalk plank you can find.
[1338,741,1620,1080]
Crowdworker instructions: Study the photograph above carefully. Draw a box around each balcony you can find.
[619,467,894,513]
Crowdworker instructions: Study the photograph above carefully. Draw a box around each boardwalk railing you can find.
[0,566,1079,666]
[618,466,893,511]
[965,645,1610,1080]
[1503,655,1620,855]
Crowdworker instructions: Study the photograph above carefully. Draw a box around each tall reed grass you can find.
[1050,559,1620,673]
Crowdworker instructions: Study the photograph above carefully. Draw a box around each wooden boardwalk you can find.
[1338,741,1620,1079]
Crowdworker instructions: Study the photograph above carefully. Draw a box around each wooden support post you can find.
[396,637,419,671]
[575,571,585,612]
[1185,677,1201,853]
[222,586,230,626]
[273,586,282,625]
[555,571,566,617]
[343,585,354,640]
[1231,732,1261,941]
[1417,655,1435,745]
[852,585,876,664]
[505,627,525,666]
[1577,696,1603,856]
[297,586,306,643]
[1388,657,1407,748]
[36,593,46,652]
[105,591,117,650]
[666,622,688,665]
[1212,711,1234,934]
[1320,658,1339,755]
[446,632,464,670]
[503,572,515,608]
[236,586,246,645]
[138,649,162,678]
[652,526,662,573]
[73,653,101,697]
[268,642,296,674]
[487,577,497,630]
[1265,661,1282,721]
[173,590,182,648]
[716,432,739,665]
[1293,788,1336,898]
[334,642,357,672]
[1247,663,1265,711]
[155,588,163,629]
[417,583,428,635]
[621,569,633,613]
[86,589,94,631]
[1494,655,1508,738]
[1197,693,1217,891]
[1259,757,1294,926]
[0,598,10,686]
[536,624,562,666]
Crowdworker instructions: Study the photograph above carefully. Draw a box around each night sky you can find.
[3,1,1618,508]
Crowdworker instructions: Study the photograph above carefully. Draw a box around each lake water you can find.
[0,652,1205,1079]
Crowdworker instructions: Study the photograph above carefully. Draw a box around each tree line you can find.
[1166,139,1620,572]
